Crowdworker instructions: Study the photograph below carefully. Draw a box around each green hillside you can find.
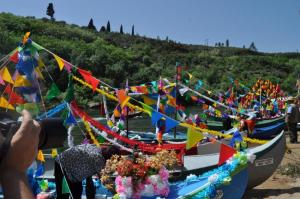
[1,12,300,96]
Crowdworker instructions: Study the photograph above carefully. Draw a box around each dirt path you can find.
[243,135,300,199]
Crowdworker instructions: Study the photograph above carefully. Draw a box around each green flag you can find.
[141,102,153,116]
[32,41,45,51]
[46,83,61,100]
[62,176,71,194]
[65,75,74,102]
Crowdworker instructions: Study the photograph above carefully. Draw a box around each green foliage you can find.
[0,11,300,107]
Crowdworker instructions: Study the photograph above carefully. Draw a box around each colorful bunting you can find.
[46,83,61,100]
[151,111,163,125]
[179,87,189,96]
[142,95,156,105]
[165,117,179,132]
[116,89,130,108]
[53,54,64,71]
[39,179,48,192]
[186,127,203,150]
[218,143,236,166]
[195,80,203,90]
[0,97,15,110]
[78,69,100,91]
[35,163,44,177]
[63,60,72,73]
[0,67,14,84]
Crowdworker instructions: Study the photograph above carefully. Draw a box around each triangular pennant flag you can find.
[35,163,45,177]
[32,41,45,51]
[34,67,44,80]
[65,111,77,125]
[63,60,72,73]
[53,54,65,71]
[165,117,179,132]
[51,149,58,158]
[0,75,5,86]
[186,127,203,150]
[116,89,130,108]
[39,179,49,192]
[218,143,236,166]
[4,85,25,105]
[142,95,156,105]
[151,111,163,126]
[13,74,31,87]
[37,150,45,162]
[179,87,189,96]
[9,50,19,63]
[0,67,14,84]
[187,72,193,80]
[230,130,243,147]
[78,69,100,91]
[46,83,62,100]
[141,102,153,116]
[0,97,15,110]
[62,176,71,194]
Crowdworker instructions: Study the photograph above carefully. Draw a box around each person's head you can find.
[101,145,120,160]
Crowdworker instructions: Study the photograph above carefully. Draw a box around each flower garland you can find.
[176,151,253,198]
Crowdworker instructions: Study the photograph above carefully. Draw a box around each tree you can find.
[131,25,134,36]
[243,45,245,49]
[87,18,96,31]
[46,3,55,20]
[100,26,106,32]
[249,42,257,51]
[106,21,111,32]
[120,24,123,34]
[226,39,229,47]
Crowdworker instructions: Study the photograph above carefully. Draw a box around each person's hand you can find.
[0,109,41,174]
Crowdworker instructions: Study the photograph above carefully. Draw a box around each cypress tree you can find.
[120,25,124,34]
[87,18,96,31]
[46,3,55,20]
[226,39,229,47]
[106,21,111,32]
[131,25,134,36]
[100,26,106,32]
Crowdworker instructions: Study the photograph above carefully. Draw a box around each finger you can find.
[18,109,33,132]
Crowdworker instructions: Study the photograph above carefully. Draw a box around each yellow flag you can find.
[0,67,14,84]
[53,54,64,71]
[14,74,31,87]
[107,120,113,127]
[51,149,58,158]
[37,150,45,162]
[186,127,203,150]
[35,67,44,80]
[187,72,193,79]
[142,95,156,105]
[38,58,45,67]
[0,97,15,110]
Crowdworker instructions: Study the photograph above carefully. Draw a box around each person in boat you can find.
[54,144,120,199]
[0,110,41,199]
[285,96,300,143]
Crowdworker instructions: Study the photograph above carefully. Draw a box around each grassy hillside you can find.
[1,12,300,96]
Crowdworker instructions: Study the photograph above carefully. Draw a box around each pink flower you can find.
[159,167,169,181]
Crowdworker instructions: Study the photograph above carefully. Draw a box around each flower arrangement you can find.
[100,150,178,199]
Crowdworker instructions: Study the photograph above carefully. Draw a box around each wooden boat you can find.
[181,131,285,189]
[207,116,285,132]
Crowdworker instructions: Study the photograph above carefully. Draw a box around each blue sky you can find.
[1,0,300,52]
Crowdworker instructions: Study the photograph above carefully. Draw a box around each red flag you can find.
[4,85,25,105]
[78,69,100,91]
[9,51,19,64]
[218,143,236,166]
